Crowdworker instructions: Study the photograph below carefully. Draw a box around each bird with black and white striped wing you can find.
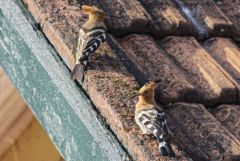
[135,80,175,157]
[71,5,107,83]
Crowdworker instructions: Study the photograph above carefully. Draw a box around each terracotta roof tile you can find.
[210,104,240,141]
[204,38,240,84]
[213,0,240,38]
[174,0,234,38]
[168,103,240,161]
[118,34,194,103]
[138,0,193,37]
[99,0,150,35]
[159,36,239,104]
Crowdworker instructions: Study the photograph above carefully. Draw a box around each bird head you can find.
[138,80,160,98]
[124,79,161,104]
[82,5,105,20]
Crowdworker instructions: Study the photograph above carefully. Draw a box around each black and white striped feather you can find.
[71,26,106,82]
[77,26,106,64]
[135,108,174,157]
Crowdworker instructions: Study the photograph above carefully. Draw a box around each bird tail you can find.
[70,63,86,83]
[156,135,175,157]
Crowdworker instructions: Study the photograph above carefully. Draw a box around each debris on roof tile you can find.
[22,0,240,160]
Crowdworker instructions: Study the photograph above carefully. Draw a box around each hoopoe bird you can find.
[71,5,107,82]
[135,80,175,157]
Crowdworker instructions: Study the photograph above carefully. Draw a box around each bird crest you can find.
[138,80,161,96]
[82,5,105,19]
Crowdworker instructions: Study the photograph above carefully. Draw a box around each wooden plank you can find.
[0,109,33,158]
[0,117,63,161]
[0,68,31,158]
[0,1,131,161]
[0,74,16,106]
[0,94,27,139]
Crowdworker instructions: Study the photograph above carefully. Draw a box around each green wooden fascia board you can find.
[0,1,131,161]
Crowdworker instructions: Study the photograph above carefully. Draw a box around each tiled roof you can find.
[22,0,240,160]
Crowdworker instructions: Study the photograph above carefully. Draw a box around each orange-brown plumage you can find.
[135,81,159,112]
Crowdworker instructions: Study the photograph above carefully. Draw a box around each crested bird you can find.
[135,80,175,157]
[71,5,107,82]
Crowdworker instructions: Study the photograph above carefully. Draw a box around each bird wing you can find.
[137,108,168,136]
[137,108,174,156]
[77,27,106,63]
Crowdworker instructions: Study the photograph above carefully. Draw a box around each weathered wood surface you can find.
[0,1,131,161]
[0,69,34,158]
[1,118,63,161]
[0,109,33,159]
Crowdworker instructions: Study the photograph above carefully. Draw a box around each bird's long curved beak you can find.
[124,93,139,103]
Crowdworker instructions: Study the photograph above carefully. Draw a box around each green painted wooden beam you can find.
[0,1,131,161]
